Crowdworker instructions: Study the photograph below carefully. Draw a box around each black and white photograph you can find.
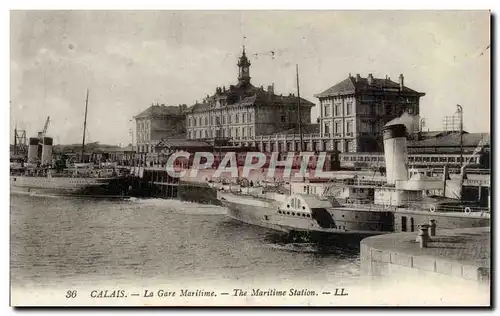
[8,9,491,306]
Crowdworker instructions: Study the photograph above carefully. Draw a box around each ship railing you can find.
[340,198,490,216]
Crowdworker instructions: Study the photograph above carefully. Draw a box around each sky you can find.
[10,10,491,145]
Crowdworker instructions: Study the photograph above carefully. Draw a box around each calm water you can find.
[10,194,360,290]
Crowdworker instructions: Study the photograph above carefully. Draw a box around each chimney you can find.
[356,74,361,82]
[382,124,409,185]
[399,74,404,90]
[268,84,274,95]
[367,73,373,85]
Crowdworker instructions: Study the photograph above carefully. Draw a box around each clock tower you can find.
[237,46,251,85]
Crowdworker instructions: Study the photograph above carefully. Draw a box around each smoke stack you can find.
[382,124,408,185]
[41,137,53,166]
[367,73,374,85]
[399,74,404,91]
[27,137,39,163]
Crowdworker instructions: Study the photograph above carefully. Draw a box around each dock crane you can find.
[38,116,50,139]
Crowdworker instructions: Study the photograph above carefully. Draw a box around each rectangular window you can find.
[242,113,246,123]
[235,128,239,138]
[205,117,208,126]
[242,127,246,138]
[335,121,341,134]
[223,116,226,124]
[249,127,253,137]
[324,104,330,117]
[228,115,232,124]
[236,114,239,123]
[347,121,353,134]
[324,123,330,136]
[346,102,352,115]
[347,141,354,152]
[248,113,253,123]
[335,103,342,116]
[335,141,342,152]
[281,115,286,122]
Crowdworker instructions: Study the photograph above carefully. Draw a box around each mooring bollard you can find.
[416,224,430,248]
[429,219,436,236]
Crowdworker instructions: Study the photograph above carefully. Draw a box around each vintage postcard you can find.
[9,10,491,306]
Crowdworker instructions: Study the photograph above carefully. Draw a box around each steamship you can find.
[10,90,128,197]
[217,123,490,238]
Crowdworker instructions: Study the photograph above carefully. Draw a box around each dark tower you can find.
[237,46,251,85]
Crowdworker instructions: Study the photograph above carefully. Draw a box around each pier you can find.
[360,226,490,285]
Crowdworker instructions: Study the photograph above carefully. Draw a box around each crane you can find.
[41,116,50,137]
[37,116,50,141]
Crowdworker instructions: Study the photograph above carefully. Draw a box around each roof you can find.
[187,84,315,114]
[103,146,135,153]
[156,138,212,149]
[409,132,490,148]
[134,105,184,119]
[314,75,425,98]
[272,123,320,135]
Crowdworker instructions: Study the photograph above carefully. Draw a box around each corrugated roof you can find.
[315,75,424,98]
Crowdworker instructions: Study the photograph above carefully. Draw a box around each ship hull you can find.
[10,176,128,198]
[218,191,388,239]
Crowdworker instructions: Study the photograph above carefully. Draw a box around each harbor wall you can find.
[360,227,490,286]
[392,210,490,233]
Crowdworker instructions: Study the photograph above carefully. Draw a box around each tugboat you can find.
[10,90,129,197]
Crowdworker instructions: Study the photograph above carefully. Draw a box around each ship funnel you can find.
[382,124,408,185]
[41,137,53,166]
[27,137,39,163]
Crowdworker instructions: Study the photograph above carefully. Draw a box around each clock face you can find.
[243,67,249,73]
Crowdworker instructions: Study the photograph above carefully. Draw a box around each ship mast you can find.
[296,64,303,152]
[457,104,463,167]
[81,89,89,163]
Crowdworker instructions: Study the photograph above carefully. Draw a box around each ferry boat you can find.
[216,124,490,238]
[10,90,129,198]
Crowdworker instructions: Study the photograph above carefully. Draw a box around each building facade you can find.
[185,47,315,144]
[314,73,425,153]
[134,103,187,154]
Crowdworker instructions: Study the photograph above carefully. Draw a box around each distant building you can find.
[314,73,425,152]
[134,103,187,154]
[185,47,315,143]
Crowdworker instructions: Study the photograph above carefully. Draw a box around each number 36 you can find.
[66,290,77,298]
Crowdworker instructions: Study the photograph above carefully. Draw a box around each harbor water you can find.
[10,194,361,294]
